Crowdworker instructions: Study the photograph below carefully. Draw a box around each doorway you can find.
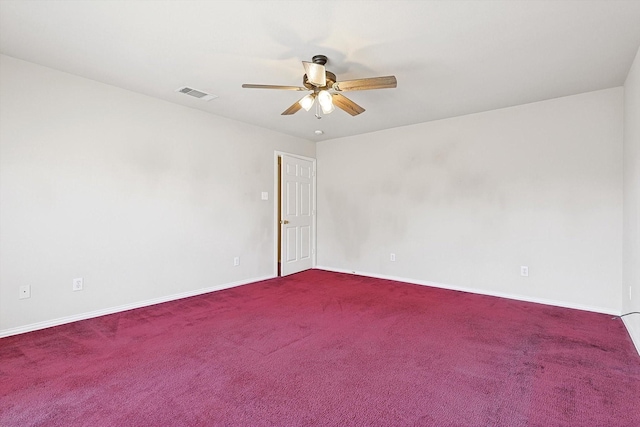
[274,152,317,276]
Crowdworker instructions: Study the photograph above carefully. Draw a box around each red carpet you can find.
[1,270,639,426]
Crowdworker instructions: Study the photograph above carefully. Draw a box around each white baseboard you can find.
[314,266,621,316]
[4,269,633,356]
[0,275,274,339]
[622,316,640,356]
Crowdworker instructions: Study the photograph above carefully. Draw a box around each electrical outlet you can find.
[390,253,396,262]
[261,192,268,200]
[233,257,240,266]
[19,285,31,299]
[520,266,529,277]
[73,277,83,291]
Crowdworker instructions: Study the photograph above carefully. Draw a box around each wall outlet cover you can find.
[73,277,83,291]
[19,285,31,299]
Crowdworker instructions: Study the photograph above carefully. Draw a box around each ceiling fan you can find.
[242,55,397,117]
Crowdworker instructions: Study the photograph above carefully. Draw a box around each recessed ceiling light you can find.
[314,130,324,135]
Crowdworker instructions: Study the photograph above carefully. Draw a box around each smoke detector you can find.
[176,86,217,101]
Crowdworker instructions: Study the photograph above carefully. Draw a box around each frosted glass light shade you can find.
[318,90,334,114]
[303,62,326,87]
[321,102,335,114]
[299,94,315,111]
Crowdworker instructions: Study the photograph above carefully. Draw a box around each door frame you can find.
[273,151,317,277]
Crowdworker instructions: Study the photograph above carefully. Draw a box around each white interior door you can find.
[280,155,315,276]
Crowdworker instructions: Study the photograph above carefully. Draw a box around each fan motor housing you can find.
[303,71,336,91]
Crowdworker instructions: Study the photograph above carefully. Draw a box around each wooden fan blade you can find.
[332,93,365,116]
[281,99,303,115]
[332,76,397,92]
[242,84,307,91]
[303,61,326,87]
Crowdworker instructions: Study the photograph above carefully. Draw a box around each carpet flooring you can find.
[1,269,639,426]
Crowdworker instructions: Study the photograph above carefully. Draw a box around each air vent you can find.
[176,86,218,101]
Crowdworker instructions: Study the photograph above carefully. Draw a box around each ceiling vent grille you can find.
[176,86,218,101]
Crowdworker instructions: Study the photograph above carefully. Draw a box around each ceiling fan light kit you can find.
[242,55,397,117]
[299,93,316,111]
[317,90,334,114]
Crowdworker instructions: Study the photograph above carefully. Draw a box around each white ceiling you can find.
[2,1,640,142]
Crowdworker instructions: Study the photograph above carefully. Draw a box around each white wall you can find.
[623,46,640,351]
[317,88,623,314]
[1,52,632,339]
[0,55,315,334]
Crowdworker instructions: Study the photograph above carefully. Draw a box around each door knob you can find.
[281,220,289,224]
